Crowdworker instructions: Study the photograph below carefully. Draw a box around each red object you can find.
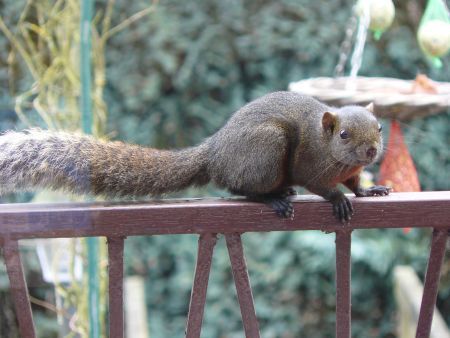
[378,120,421,192]
[378,120,421,233]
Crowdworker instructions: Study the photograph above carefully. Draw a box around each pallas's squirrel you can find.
[0,92,390,222]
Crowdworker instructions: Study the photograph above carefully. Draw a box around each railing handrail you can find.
[0,191,449,240]
[1,191,449,338]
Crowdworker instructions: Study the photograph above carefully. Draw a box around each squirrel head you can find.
[322,102,383,166]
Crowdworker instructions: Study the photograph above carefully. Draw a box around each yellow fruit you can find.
[418,20,450,57]
[356,0,395,32]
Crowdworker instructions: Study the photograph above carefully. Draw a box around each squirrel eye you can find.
[340,129,349,139]
[378,123,382,132]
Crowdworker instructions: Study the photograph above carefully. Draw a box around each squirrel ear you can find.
[365,102,374,113]
[322,111,337,133]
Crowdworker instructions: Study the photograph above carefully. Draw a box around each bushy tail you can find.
[0,129,210,197]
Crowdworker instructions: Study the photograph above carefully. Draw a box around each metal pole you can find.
[81,0,100,337]
[81,0,93,134]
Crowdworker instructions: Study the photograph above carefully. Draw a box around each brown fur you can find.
[0,92,383,206]
[0,129,209,197]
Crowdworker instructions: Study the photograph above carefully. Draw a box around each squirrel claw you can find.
[270,198,294,219]
[331,194,353,224]
[250,192,295,219]
[266,196,294,219]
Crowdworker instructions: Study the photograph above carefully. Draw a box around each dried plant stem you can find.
[103,0,159,41]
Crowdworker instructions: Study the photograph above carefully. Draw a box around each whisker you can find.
[303,157,339,187]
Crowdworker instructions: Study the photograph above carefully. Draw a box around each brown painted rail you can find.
[0,191,449,338]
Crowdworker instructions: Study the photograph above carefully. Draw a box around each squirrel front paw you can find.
[356,185,391,197]
[329,192,354,223]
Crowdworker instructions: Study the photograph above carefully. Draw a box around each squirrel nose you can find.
[366,147,377,159]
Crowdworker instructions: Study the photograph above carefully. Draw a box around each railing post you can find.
[107,236,126,338]
[415,228,449,338]
[185,233,217,338]
[335,229,352,338]
[1,238,37,338]
[226,233,261,338]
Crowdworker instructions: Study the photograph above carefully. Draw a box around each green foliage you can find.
[405,112,450,190]
[108,0,449,335]
[0,292,20,338]
[0,0,449,337]
[104,0,355,147]
[124,229,432,338]
[103,0,449,191]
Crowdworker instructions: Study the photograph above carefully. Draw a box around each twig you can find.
[0,16,39,80]
[102,0,116,36]
[29,295,70,318]
[103,0,159,41]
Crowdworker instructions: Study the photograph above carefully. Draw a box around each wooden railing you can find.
[0,191,449,338]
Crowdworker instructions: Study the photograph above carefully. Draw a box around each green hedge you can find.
[0,0,449,337]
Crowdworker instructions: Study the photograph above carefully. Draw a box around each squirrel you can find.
[0,91,390,222]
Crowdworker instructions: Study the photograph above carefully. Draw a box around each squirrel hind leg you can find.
[269,197,294,219]
[246,188,296,219]
[209,123,291,196]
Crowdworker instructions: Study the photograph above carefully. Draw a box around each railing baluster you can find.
[225,233,261,338]
[415,228,448,338]
[2,238,37,338]
[335,229,352,338]
[185,233,217,338]
[107,236,125,338]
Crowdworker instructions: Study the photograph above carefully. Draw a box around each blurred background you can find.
[0,0,449,337]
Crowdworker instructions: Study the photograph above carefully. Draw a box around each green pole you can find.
[80,0,100,337]
[81,0,93,134]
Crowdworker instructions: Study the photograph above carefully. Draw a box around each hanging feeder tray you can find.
[289,76,450,121]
